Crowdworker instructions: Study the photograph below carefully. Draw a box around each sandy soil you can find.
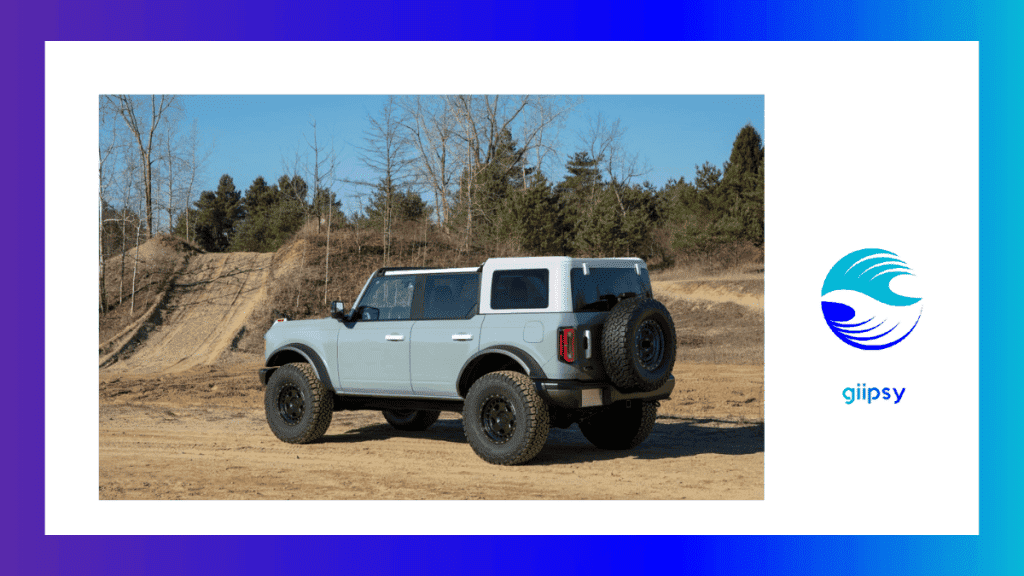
[99,361,763,500]
[104,252,272,374]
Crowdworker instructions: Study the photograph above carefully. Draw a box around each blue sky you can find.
[177,95,764,214]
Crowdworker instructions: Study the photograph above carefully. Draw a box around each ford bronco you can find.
[260,257,676,465]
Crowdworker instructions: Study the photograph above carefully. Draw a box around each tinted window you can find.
[571,267,652,312]
[422,273,480,320]
[491,269,549,310]
[358,276,416,321]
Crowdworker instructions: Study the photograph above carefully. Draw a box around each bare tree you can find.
[306,119,338,233]
[179,120,210,243]
[99,102,119,313]
[104,95,178,238]
[401,96,456,230]
[117,152,142,306]
[304,120,340,304]
[579,112,651,218]
[159,117,180,234]
[356,96,413,267]
[444,95,578,246]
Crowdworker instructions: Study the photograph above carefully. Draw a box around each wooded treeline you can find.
[99,95,763,311]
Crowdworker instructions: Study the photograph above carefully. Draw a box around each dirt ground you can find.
[99,359,762,500]
[98,252,764,500]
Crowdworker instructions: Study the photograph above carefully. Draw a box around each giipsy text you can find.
[843,383,906,405]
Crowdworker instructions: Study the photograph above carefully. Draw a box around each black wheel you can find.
[382,409,441,431]
[601,297,677,392]
[463,371,550,465]
[579,402,658,450]
[264,363,333,444]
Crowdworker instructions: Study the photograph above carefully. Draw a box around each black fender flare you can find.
[456,345,546,397]
[264,344,333,389]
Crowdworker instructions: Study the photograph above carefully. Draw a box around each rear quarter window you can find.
[491,269,549,310]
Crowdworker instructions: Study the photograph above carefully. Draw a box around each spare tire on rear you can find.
[601,297,676,392]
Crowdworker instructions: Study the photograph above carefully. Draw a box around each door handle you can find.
[385,334,405,342]
[452,333,473,341]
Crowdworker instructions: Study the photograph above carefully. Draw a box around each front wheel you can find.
[382,409,441,431]
[463,371,550,465]
[264,363,333,444]
[579,401,657,450]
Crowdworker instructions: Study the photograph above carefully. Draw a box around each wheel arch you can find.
[265,344,333,389]
[456,346,545,398]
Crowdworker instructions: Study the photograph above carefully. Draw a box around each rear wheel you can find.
[463,371,549,465]
[382,409,441,431]
[579,401,657,450]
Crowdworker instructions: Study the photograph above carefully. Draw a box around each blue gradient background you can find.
[4,0,1011,574]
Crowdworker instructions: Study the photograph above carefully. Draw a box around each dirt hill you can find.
[102,251,272,374]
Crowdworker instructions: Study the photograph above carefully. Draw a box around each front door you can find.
[338,275,416,395]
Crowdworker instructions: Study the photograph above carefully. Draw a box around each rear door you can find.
[409,272,482,397]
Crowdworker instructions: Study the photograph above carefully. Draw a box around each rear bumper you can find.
[534,375,675,409]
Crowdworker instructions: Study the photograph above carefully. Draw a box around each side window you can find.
[358,276,416,321]
[422,273,480,320]
[491,269,549,310]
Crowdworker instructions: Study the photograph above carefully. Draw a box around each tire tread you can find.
[464,371,550,465]
[265,362,333,444]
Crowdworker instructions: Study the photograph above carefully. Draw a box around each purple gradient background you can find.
[8,0,1014,574]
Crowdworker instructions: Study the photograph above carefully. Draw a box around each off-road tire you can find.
[579,401,658,450]
[602,297,677,392]
[382,409,441,431]
[463,371,550,465]
[265,363,333,444]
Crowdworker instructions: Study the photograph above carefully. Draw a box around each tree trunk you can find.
[144,153,154,238]
[130,220,142,317]
[119,214,126,306]
[99,198,107,314]
[324,204,331,305]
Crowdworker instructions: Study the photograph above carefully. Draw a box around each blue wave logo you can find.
[821,249,923,350]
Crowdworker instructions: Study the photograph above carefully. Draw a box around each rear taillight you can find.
[558,327,576,363]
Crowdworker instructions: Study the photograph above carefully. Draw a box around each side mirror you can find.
[330,301,346,319]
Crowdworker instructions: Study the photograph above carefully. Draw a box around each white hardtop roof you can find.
[483,256,645,268]
[383,266,479,276]
[383,256,646,276]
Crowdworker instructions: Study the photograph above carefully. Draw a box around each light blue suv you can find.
[260,257,677,465]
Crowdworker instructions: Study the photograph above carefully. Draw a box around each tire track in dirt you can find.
[104,252,273,375]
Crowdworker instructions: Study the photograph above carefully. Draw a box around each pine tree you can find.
[230,176,308,252]
[365,184,431,224]
[192,174,244,252]
[554,151,602,253]
[719,124,765,245]
[507,172,568,255]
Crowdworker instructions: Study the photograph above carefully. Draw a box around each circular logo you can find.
[821,249,923,350]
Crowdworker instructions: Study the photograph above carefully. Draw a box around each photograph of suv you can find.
[260,256,677,465]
